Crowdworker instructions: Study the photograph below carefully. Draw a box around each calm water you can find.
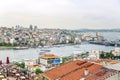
[80,32,120,40]
[0,44,117,62]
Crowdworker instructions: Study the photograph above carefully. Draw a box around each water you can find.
[0,32,120,62]
[80,32,120,40]
[101,32,120,40]
[0,44,118,62]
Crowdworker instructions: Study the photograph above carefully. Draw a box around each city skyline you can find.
[0,0,120,29]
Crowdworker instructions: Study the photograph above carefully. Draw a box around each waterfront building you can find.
[38,54,61,67]
[0,27,78,47]
[10,38,15,44]
[41,60,119,80]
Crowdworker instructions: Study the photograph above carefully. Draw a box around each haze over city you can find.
[0,0,120,29]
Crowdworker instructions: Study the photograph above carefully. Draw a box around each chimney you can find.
[84,69,89,76]
[80,78,86,80]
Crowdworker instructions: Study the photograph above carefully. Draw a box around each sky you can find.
[0,0,120,29]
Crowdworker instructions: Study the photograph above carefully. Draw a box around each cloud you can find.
[0,0,120,29]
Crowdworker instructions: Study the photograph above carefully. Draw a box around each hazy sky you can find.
[0,0,120,29]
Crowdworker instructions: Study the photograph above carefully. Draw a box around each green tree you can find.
[62,57,68,63]
[20,62,25,68]
[7,42,12,46]
[14,62,25,68]
[14,62,20,66]
[100,53,105,59]
[13,42,18,46]
[69,40,74,44]
[2,42,6,46]
[106,51,114,59]
[35,68,42,74]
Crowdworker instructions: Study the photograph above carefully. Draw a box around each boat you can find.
[74,45,80,48]
[13,46,28,50]
[38,46,42,48]
[40,49,51,52]
[54,45,65,47]
[43,46,52,48]
[39,51,46,55]
[38,49,51,55]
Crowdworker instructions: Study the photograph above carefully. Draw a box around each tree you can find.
[106,52,114,59]
[14,62,20,66]
[14,62,25,68]
[100,53,105,59]
[35,68,42,74]
[7,42,12,46]
[20,62,25,68]
[13,42,18,46]
[62,57,68,63]
[69,40,74,44]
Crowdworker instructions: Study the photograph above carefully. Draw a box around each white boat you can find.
[13,46,28,50]
[38,49,51,55]
[43,46,51,48]
[54,45,65,47]
[38,46,42,48]
[74,45,80,48]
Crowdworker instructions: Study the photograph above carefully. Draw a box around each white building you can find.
[38,54,61,66]
[23,59,36,68]
[112,48,120,56]
[89,50,100,60]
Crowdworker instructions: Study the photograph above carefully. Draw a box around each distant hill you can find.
[72,29,120,33]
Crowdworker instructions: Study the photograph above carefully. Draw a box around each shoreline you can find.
[0,43,80,50]
[0,46,15,50]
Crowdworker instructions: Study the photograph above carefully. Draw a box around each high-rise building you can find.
[34,25,37,31]
[29,25,33,30]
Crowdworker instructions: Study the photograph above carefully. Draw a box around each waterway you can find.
[0,43,118,62]
[0,32,120,62]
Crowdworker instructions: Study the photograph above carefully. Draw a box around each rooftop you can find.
[42,60,117,80]
[39,54,59,59]
[105,62,120,71]
[28,64,39,68]
[93,59,118,65]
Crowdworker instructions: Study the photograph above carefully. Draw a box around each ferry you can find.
[74,45,81,48]
[53,45,65,47]
[13,46,28,50]
[38,49,51,55]
[38,45,52,48]
[39,51,46,55]
[40,49,51,52]
[43,46,52,48]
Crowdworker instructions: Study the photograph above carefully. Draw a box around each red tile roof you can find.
[42,60,117,80]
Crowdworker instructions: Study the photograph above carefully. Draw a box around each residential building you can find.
[112,48,120,56]
[88,50,101,60]
[38,54,61,66]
